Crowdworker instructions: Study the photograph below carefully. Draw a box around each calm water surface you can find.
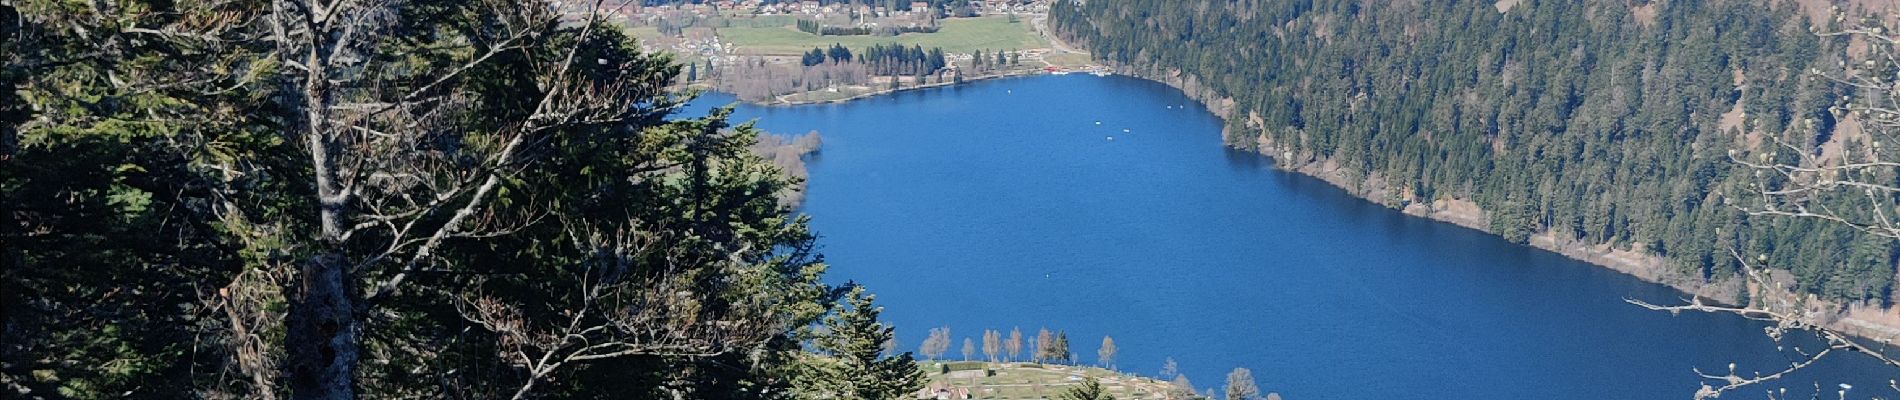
[685,75,1895,399]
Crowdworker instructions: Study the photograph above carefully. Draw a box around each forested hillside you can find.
[1052,0,1898,305]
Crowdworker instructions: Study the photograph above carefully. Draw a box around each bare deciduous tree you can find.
[1167,374,1196,400]
[1008,327,1025,362]
[922,326,953,360]
[1224,367,1260,400]
[1630,252,1899,399]
[983,329,1002,363]
[1035,327,1054,363]
[457,235,781,400]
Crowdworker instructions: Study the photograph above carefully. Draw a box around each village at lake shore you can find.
[576,0,1108,104]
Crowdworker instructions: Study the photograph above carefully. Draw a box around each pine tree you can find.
[813,287,927,400]
[1055,331,1073,364]
[8,3,840,398]
[1058,376,1117,400]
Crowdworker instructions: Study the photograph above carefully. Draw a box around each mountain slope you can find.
[1050,0,1895,317]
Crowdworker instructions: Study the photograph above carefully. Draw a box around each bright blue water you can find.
[684,75,1897,399]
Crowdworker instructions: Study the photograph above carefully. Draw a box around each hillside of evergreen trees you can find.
[1050,0,1897,303]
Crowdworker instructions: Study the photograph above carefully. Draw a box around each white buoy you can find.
[1122,128,1131,133]
[1094,121,1102,125]
[1106,136,1114,141]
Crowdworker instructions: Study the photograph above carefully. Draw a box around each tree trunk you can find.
[285,18,357,397]
[286,251,358,400]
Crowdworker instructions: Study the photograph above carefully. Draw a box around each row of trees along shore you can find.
[1,1,941,399]
[915,327,1115,366]
[1052,0,1900,396]
[716,40,1029,102]
[801,43,1019,72]
[909,327,1286,400]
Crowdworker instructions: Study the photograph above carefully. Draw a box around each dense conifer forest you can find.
[1051,0,1898,304]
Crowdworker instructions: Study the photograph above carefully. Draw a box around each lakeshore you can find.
[755,67,1102,106]
[669,7,1900,342]
[694,75,1900,399]
[651,0,1897,391]
[627,2,1102,105]
[1107,65,1900,346]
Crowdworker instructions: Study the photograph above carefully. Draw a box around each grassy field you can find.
[624,25,663,41]
[1041,52,1096,68]
[712,16,1049,55]
[919,361,1178,399]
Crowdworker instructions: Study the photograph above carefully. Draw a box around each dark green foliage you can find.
[859,43,949,77]
[805,47,829,66]
[1051,0,1896,303]
[829,43,856,63]
[3,2,273,396]
[804,43,860,66]
[1056,331,1072,363]
[807,287,928,400]
[2,1,852,398]
[942,361,987,372]
[1057,376,1116,400]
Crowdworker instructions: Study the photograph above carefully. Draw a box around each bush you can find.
[943,361,987,372]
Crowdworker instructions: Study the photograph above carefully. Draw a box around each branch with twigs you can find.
[1628,250,1899,399]
[455,221,786,399]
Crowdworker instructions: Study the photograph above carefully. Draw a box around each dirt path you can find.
[1029,13,1086,56]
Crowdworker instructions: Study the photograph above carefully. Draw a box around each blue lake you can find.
[686,75,1896,399]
